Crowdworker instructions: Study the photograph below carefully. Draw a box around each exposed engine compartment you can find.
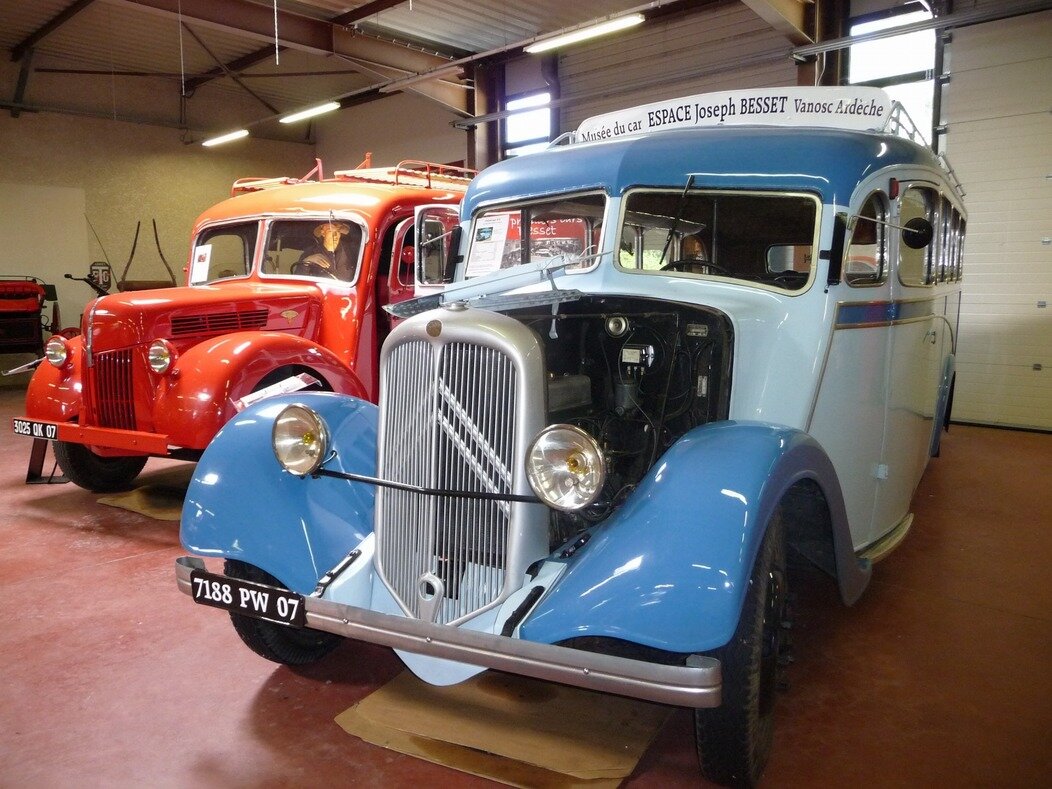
[506,296,733,546]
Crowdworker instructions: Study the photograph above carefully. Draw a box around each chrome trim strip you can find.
[176,557,721,708]
[84,296,102,367]
[834,297,935,328]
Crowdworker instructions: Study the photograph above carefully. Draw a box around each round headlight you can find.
[272,404,330,476]
[525,424,606,511]
[147,339,177,374]
[45,336,70,368]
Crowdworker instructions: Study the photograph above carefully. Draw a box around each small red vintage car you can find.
[13,160,470,491]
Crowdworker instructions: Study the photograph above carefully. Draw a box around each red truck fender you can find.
[154,332,368,451]
[24,335,84,424]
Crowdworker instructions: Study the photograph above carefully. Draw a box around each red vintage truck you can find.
[12,160,471,491]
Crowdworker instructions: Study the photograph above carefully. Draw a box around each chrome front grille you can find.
[374,309,548,626]
[92,349,136,429]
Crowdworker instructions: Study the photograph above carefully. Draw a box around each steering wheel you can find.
[659,258,731,275]
[292,255,339,279]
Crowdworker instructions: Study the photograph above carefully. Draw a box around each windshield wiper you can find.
[386,248,607,318]
[657,174,696,267]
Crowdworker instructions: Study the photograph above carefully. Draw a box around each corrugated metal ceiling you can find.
[0,0,694,137]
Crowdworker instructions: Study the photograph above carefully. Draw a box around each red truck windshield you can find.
[191,218,366,284]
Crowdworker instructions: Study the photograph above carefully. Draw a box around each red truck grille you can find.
[92,350,136,430]
[170,309,268,336]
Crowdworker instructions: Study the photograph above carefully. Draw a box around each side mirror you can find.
[902,217,934,250]
[414,205,462,290]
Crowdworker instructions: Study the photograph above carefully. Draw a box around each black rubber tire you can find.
[53,440,148,492]
[224,559,342,666]
[694,512,787,787]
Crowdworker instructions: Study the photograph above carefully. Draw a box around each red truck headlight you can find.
[148,339,178,374]
[45,336,71,368]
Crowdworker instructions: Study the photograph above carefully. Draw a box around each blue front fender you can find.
[180,392,378,594]
[521,421,851,653]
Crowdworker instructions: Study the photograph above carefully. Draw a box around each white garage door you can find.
[941,10,1052,429]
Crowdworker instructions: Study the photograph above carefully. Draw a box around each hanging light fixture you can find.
[201,129,249,147]
[524,13,645,54]
[279,101,341,124]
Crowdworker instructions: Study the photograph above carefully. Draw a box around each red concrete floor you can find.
[0,385,1049,787]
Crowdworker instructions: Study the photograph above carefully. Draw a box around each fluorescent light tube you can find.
[279,101,341,124]
[525,14,644,54]
[202,129,249,147]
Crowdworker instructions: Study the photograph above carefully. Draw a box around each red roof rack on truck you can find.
[231,158,475,197]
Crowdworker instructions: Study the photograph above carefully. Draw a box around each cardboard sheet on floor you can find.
[96,465,193,521]
[335,671,670,787]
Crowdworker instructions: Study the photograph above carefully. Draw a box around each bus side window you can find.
[956,217,966,281]
[939,196,953,282]
[845,192,888,286]
[898,186,937,286]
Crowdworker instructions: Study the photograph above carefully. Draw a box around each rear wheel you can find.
[53,440,148,492]
[224,559,342,665]
[694,512,788,787]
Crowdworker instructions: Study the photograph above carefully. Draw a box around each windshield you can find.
[190,222,257,284]
[618,190,818,291]
[189,218,367,285]
[263,219,365,282]
[464,193,605,279]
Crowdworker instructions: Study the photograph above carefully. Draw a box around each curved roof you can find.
[463,126,945,217]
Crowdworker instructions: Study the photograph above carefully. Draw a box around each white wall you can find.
[0,182,89,352]
[0,105,315,383]
[314,92,469,170]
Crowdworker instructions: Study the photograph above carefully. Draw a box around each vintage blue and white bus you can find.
[175,87,965,786]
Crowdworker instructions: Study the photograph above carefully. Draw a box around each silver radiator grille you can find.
[376,339,519,625]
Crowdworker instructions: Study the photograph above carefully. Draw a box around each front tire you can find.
[53,440,148,492]
[694,512,788,787]
[224,560,342,666]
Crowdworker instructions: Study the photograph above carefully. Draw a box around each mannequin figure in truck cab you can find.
[294,221,357,280]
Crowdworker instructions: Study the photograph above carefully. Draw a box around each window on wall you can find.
[848,3,936,143]
[503,91,552,158]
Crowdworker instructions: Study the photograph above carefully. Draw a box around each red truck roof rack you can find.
[333,160,475,191]
[231,157,474,197]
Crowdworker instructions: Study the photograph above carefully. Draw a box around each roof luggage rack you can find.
[231,157,474,195]
[333,160,476,191]
[231,158,327,196]
[883,102,965,198]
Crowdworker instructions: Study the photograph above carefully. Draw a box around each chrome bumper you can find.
[176,557,721,708]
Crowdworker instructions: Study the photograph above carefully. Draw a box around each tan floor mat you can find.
[96,465,193,521]
[336,670,671,787]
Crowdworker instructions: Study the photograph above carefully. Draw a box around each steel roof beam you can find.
[11,0,98,62]
[10,49,35,118]
[113,0,468,113]
[183,44,287,93]
[741,0,814,45]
